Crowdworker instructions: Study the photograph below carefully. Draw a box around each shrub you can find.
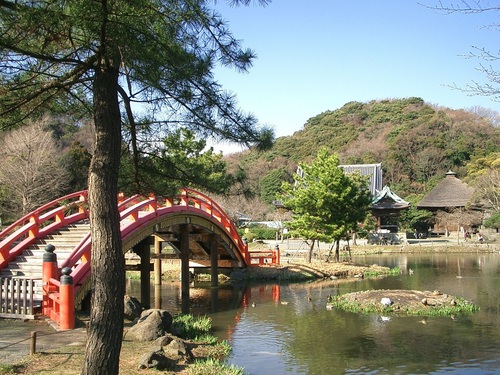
[187,358,245,375]
[171,314,217,344]
[485,212,500,229]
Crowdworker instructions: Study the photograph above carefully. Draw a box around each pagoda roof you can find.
[371,185,410,210]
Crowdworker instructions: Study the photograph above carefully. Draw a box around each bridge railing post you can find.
[274,244,280,265]
[242,238,251,265]
[42,244,58,316]
[59,267,75,330]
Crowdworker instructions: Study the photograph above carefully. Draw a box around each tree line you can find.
[222,98,500,229]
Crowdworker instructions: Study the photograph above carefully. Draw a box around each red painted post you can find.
[42,244,58,316]
[242,237,251,266]
[59,267,74,330]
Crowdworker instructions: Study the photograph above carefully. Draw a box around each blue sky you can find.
[212,0,500,143]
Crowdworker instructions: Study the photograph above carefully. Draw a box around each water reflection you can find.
[126,253,500,374]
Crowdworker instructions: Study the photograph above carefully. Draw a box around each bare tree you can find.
[0,117,69,216]
[435,208,483,243]
[468,106,500,127]
[425,2,500,102]
[471,170,500,212]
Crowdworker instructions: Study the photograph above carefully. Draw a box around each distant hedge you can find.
[238,227,277,242]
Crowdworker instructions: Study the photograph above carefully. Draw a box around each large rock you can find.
[163,337,193,362]
[138,349,174,370]
[137,336,193,370]
[127,309,173,341]
[124,295,142,321]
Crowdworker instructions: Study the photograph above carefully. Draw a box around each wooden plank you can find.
[15,278,21,314]
[0,278,6,313]
[0,312,35,319]
[9,276,14,314]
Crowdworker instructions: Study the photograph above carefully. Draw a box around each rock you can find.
[138,350,173,370]
[421,298,428,306]
[128,309,173,341]
[124,295,142,321]
[380,297,392,306]
[154,334,174,347]
[163,337,192,362]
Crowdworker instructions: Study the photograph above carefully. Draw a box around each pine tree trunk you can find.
[334,240,340,262]
[307,239,315,263]
[82,64,124,375]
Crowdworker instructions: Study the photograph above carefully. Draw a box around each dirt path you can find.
[0,318,87,365]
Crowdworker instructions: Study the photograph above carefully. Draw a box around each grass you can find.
[329,298,394,315]
[171,314,217,344]
[0,364,17,374]
[404,298,480,317]
[329,295,480,317]
[186,358,245,375]
[363,267,400,278]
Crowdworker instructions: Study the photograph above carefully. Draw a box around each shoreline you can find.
[2,243,498,373]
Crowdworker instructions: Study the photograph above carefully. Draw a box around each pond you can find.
[127,252,500,374]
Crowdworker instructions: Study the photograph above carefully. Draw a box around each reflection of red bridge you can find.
[0,188,280,329]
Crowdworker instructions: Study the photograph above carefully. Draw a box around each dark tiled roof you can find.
[339,163,383,196]
[417,171,474,209]
[296,163,383,196]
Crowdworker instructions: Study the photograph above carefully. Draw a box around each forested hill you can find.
[225,97,500,207]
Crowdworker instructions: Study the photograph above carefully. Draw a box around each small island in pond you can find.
[328,289,479,317]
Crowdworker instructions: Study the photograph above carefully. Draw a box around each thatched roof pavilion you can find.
[417,171,474,210]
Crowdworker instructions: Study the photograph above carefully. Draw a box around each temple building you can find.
[417,170,480,233]
[371,185,410,233]
[417,171,474,211]
[296,162,410,237]
[339,163,383,196]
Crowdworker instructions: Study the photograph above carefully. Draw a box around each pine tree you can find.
[282,148,372,262]
[0,1,271,373]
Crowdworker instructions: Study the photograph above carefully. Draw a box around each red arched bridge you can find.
[0,188,279,329]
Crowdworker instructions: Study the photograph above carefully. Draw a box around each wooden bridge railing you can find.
[0,276,37,319]
[0,191,89,270]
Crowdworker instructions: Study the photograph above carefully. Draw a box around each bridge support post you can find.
[133,238,152,309]
[180,224,190,313]
[210,234,220,287]
[211,287,219,312]
[154,235,162,309]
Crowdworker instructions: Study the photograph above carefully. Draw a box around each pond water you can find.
[127,252,500,374]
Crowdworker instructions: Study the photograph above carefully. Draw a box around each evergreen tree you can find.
[281,148,372,262]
